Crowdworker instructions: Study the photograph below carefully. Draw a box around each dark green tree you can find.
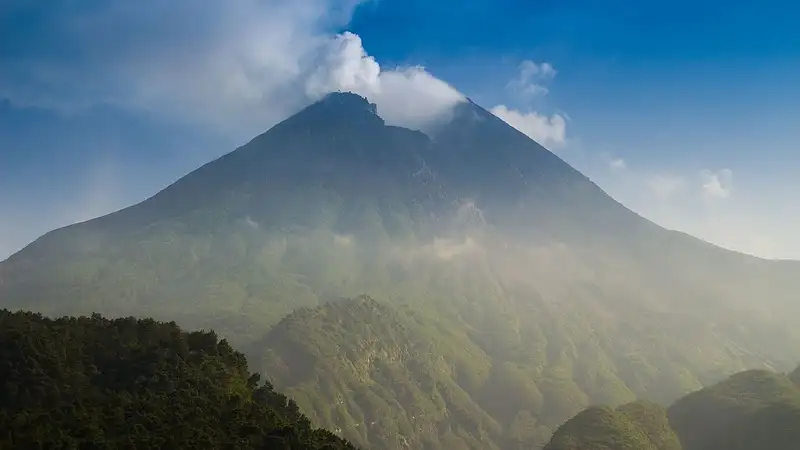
[0,310,357,450]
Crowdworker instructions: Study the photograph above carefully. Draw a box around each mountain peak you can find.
[261,91,385,136]
[295,91,383,126]
[319,91,376,111]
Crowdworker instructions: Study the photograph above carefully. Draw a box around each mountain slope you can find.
[248,296,503,449]
[0,309,355,449]
[0,94,450,337]
[2,92,800,448]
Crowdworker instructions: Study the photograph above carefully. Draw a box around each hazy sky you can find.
[1,0,799,260]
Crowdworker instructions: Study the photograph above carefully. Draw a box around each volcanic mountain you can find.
[2,92,799,449]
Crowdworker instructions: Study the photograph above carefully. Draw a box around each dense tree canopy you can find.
[542,401,681,450]
[0,310,356,449]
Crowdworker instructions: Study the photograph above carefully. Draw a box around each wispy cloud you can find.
[0,0,469,260]
[590,157,798,259]
[506,60,557,97]
[490,61,566,148]
[700,168,733,200]
[609,158,627,171]
[0,0,462,137]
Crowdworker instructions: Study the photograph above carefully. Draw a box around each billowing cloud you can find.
[306,32,465,130]
[489,105,567,147]
[0,0,463,136]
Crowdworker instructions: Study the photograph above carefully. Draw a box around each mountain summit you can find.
[2,92,800,449]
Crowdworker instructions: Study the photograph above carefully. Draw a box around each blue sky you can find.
[1,0,799,259]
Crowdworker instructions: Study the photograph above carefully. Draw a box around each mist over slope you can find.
[1,92,799,448]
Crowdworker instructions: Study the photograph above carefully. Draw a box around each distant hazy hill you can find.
[543,402,681,450]
[2,92,800,449]
[544,366,800,450]
[0,310,355,449]
[668,368,800,450]
[791,366,800,386]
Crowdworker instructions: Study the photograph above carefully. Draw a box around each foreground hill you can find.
[2,92,800,448]
[0,310,356,449]
[543,401,681,450]
[248,296,507,449]
[544,366,800,450]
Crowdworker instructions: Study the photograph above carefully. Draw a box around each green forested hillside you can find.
[249,296,508,449]
[544,366,800,450]
[0,310,356,449]
[245,295,793,449]
[614,402,682,450]
[542,403,679,450]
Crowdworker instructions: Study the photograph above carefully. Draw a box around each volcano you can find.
[2,92,798,449]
